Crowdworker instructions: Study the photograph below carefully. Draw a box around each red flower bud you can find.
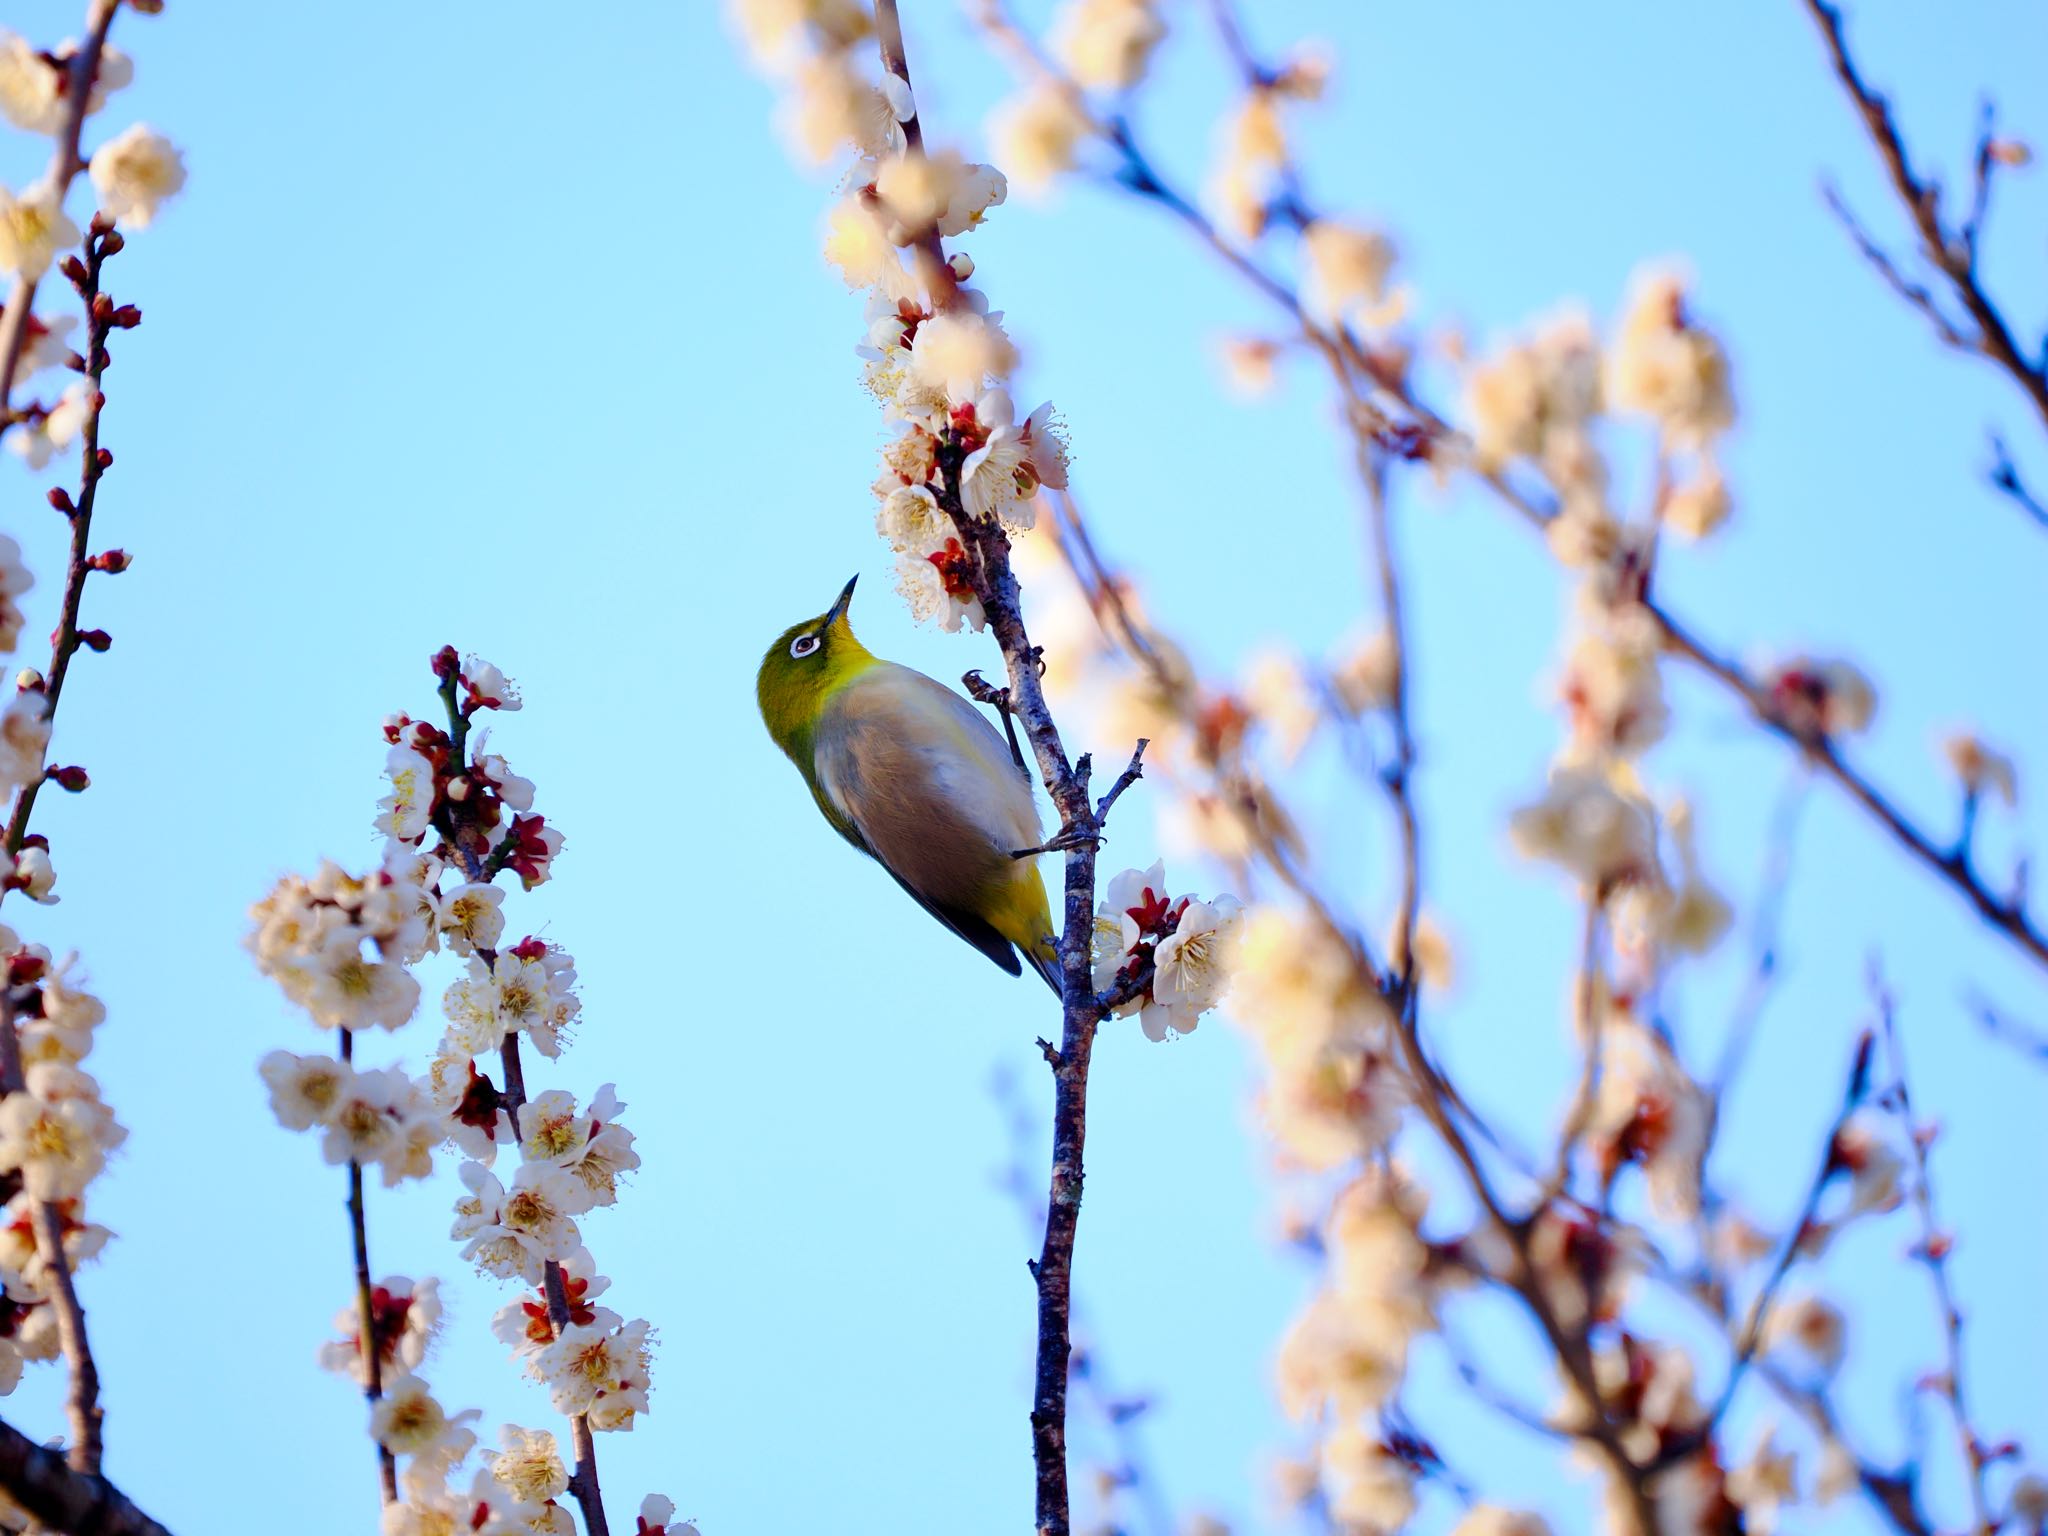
[94,447,111,472]
[46,487,73,513]
[75,628,111,653]
[430,645,461,680]
[109,305,141,329]
[87,549,130,573]
[46,765,88,792]
[98,228,124,255]
[58,256,86,287]
[90,293,111,323]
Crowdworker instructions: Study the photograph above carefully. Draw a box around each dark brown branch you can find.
[867,9,1119,1531]
[1802,0,2048,431]
[338,1029,398,1505]
[0,0,117,430]
[3,219,126,904]
[0,1411,169,1536]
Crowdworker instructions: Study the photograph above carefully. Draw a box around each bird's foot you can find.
[1010,821,1102,859]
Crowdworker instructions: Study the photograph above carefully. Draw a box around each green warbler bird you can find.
[757,575,1063,995]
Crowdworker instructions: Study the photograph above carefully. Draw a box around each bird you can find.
[757,574,1063,996]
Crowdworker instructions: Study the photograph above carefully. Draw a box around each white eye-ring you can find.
[790,633,821,659]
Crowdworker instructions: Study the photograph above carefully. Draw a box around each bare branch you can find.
[1801,0,2048,430]
[0,1411,170,1536]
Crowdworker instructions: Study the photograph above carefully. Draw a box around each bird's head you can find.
[757,574,875,758]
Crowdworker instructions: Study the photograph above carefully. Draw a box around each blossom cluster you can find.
[1,24,185,471]
[735,0,1077,632]
[0,931,120,1394]
[252,652,686,1533]
[1089,861,1242,1040]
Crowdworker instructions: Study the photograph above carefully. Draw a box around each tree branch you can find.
[0,994,102,1478]
[3,218,127,907]
[337,1029,398,1505]
[0,1411,169,1536]
[0,0,118,432]
[1879,979,1995,1534]
[1801,0,2048,431]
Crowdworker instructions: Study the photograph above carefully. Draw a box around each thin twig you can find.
[1801,0,2048,430]
[1988,434,2048,531]
[1093,740,1147,823]
[1967,993,2048,1067]
[0,0,118,431]
[1549,894,1610,1197]
[339,1028,398,1505]
[3,219,126,906]
[1879,980,1994,1534]
[1662,1030,1875,1465]
[0,1411,169,1536]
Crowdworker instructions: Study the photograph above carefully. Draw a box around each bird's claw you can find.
[1010,822,1103,859]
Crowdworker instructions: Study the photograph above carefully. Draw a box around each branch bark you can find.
[0,1411,169,1536]
[3,219,125,907]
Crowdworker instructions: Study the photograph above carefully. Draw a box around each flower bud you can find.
[14,669,43,690]
[88,549,130,573]
[75,629,112,653]
[47,765,88,792]
[46,487,73,513]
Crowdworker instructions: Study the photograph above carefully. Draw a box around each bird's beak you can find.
[824,573,858,627]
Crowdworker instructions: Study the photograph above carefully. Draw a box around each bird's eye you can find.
[790,634,821,659]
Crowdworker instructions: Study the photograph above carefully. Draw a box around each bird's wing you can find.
[814,665,1044,978]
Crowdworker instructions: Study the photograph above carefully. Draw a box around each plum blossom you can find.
[635,1495,701,1536]
[1509,766,1659,889]
[378,745,438,843]
[318,1275,442,1386]
[0,537,33,654]
[516,1085,638,1210]
[88,123,186,228]
[537,1315,654,1425]
[0,689,48,796]
[1054,0,1166,90]
[0,180,77,281]
[368,1374,477,1465]
[259,1049,352,1131]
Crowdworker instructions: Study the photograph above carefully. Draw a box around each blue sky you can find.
[1,1,2044,1532]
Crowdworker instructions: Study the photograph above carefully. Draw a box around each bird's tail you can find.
[1023,935,1065,1000]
